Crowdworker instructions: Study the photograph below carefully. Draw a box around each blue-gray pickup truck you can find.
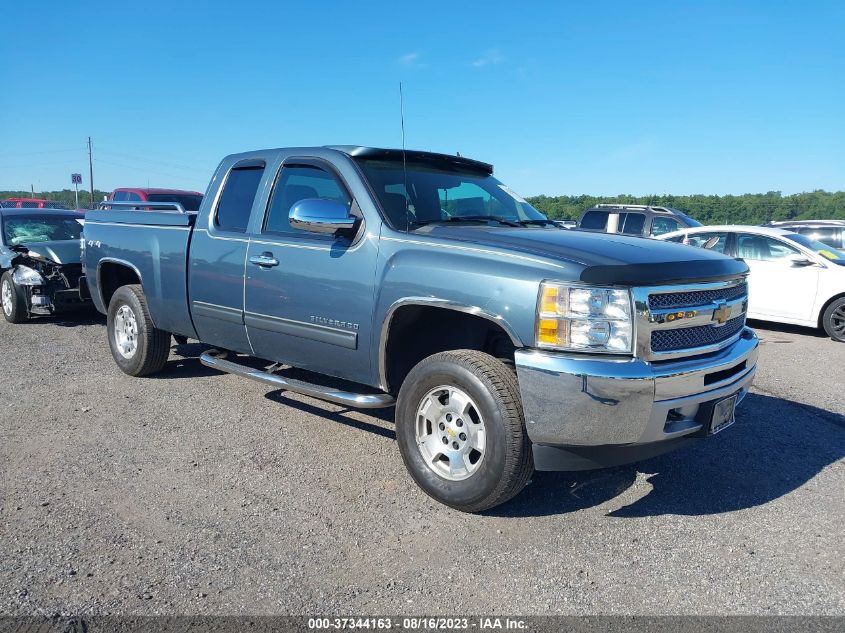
[83,146,758,512]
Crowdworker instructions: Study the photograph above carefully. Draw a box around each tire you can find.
[395,350,533,513]
[1,271,29,324]
[821,296,845,342]
[106,284,171,376]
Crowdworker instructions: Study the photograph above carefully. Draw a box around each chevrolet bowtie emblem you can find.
[712,302,732,325]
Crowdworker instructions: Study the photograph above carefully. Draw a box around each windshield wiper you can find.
[516,219,555,227]
[413,215,521,227]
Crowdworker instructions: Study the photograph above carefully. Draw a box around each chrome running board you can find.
[199,349,395,409]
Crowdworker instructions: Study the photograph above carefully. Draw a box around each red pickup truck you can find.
[2,197,69,209]
[107,188,203,212]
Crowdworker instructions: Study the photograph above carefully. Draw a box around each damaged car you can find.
[0,208,91,323]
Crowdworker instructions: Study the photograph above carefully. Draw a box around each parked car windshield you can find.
[785,232,845,265]
[146,193,203,212]
[2,214,84,246]
[356,159,548,228]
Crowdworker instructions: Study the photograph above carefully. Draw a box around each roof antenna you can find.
[400,82,411,233]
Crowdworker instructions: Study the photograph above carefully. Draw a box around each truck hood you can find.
[16,240,82,265]
[420,226,748,285]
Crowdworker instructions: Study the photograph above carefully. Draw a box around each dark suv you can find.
[578,204,701,237]
[764,220,844,250]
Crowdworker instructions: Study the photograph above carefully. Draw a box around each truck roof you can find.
[222,146,494,175]
[328,146,494,175]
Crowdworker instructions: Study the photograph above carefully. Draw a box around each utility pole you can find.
[87,136,95,208]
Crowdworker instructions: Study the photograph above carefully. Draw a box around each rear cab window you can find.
[214,161,266,232]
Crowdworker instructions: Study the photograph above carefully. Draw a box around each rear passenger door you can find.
[243,158,380,382]
[188,159,268,354]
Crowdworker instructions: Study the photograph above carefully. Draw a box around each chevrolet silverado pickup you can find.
[82,146,758,512]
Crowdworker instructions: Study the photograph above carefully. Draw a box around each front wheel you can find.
[395,350,533,513]
[822,296,845,342]
[1,271,29,324]
[107,284,171,376]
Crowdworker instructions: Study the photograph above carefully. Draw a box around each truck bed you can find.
[83,209,198,338]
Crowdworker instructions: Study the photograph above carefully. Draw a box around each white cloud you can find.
[472,49,504,67]
[398,52,422,66]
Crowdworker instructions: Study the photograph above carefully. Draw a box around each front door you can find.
[243,158,379,383]
[734,233,819,321]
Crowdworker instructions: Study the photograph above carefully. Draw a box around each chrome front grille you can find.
[647,282,748,310]
[651,315,745,352]
[633,278,749,361]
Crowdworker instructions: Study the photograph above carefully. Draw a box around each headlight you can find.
[536,282,633,353]
[13,265,45,286]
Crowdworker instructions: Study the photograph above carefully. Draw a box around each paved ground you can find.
[0,313,842,616]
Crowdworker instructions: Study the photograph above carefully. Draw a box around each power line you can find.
[93,158,207,186]
[96,149,210,174]
[0,148,84,158]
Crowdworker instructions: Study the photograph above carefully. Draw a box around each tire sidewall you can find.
[1,271,27,323]
[107,287,150,374]
[823,297,845,342]
[396,357,517,510]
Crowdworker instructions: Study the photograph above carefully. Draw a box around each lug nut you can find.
[442,437,448,444]
[452,442,459,450]
[446,414,453,422]
[456,419,464,427]
[459,433,466,441]
[439,423,445,430]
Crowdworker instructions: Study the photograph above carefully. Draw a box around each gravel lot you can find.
[1,313,843,616]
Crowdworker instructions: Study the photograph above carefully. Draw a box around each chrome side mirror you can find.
[289,198,357,235]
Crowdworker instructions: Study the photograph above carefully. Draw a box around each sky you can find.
[1,1,843,197]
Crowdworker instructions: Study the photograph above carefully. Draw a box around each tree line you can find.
[0,189,110,209]
[2,188,844,226]
[526,190,845,224]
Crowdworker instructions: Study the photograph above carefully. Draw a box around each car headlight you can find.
[536,282,633,353]
[13,265,45,286]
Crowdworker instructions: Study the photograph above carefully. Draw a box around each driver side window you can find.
[736,234,799,261]
[263,164,351,236]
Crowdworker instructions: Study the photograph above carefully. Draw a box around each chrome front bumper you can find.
[514,327,758,458]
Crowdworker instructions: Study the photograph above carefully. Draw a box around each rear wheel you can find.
[1,271,29,324]
[395,350,533,513]
[107,284,171,376]
[822,296,845,342]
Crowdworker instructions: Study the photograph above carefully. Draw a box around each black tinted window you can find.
[148,193,202,212]
[580,210,609,230]
[796,226,840,248]
[619,212,645,235]
[264,165,350,235]
[215,166,265,232]
[651,216,681,236]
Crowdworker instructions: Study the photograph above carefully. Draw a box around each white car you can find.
[658,225,845,342]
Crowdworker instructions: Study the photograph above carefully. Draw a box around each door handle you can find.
[249,252,279,268]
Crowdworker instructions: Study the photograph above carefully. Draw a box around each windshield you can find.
[355,159,547,228]
[146,193,203,212]
[786,233,845,265]
[2,214,84,246]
